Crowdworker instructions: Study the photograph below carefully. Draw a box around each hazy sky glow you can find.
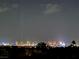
[0,0,79,44]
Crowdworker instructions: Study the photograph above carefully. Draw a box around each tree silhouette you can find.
[72,40,76,45]
[69,40,76,47]
[36,42,47,48]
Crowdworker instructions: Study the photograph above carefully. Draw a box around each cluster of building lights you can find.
[0,40,65,47]
[16,41,38,47]
[47,40,66,47]
[0,42,12,46]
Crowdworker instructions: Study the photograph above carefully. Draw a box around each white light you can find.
[59,41,65,47]
[2,42,11,46]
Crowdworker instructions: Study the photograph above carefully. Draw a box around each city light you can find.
[47,40,66,48]
[0,42,12,46]
[47,40,60,47]
[59,41,65,47]
[16,41,38,47]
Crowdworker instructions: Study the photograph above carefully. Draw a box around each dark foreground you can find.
[0,46,79,59]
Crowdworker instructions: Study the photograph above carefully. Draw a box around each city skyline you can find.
[0,0,79,44]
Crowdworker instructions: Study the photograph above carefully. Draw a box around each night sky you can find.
[0,0,79,44]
